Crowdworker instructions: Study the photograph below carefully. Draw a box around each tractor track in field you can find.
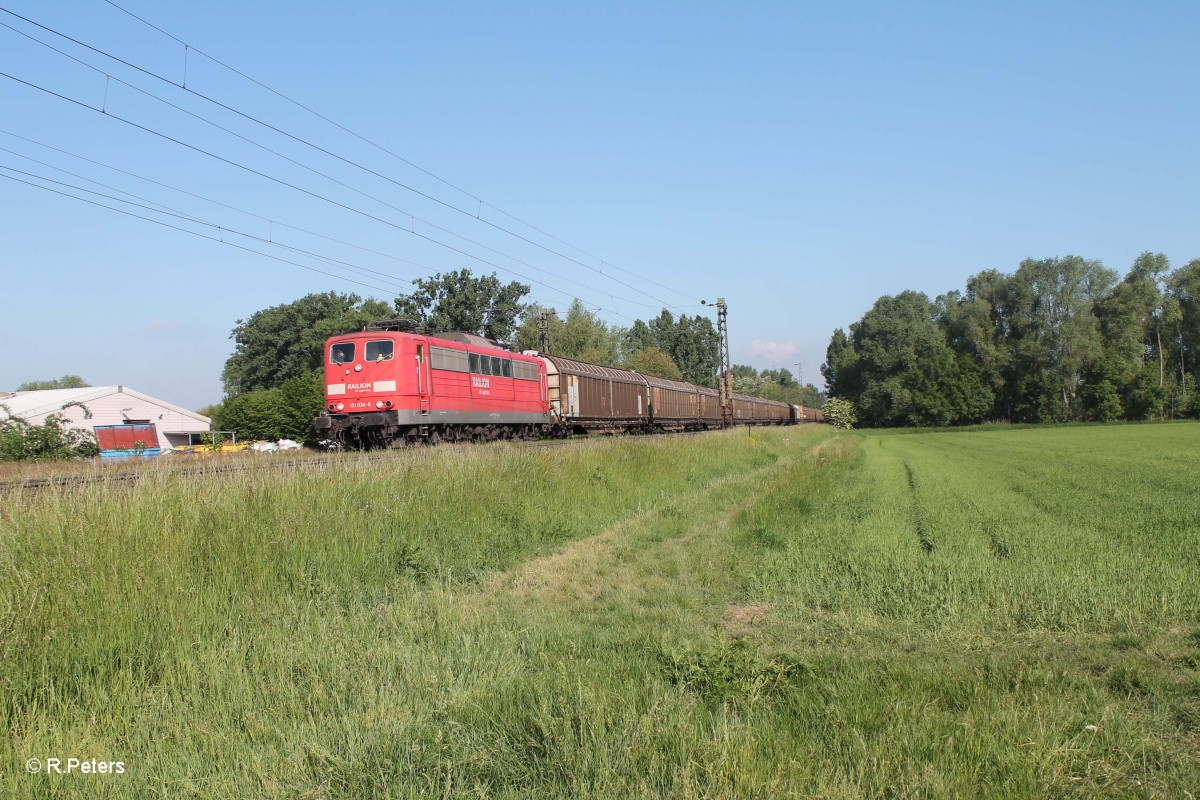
[903,461,935,554]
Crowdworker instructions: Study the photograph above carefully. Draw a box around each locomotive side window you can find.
[512,361,539,381]
[330,342,355,364]
[464,351,536,378]
[365,340,394,362]
[430,346,468,372]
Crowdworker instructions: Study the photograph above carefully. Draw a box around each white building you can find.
[0,386,211,450]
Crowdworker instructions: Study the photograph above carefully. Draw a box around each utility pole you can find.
[795,362,803,407]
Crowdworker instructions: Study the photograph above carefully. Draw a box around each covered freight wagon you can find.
[643,374,699,429]
[542,355,648,432]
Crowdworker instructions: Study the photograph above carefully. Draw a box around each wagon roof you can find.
[542,355,646,384]
[642,374,697,391]
[733,393,790,406]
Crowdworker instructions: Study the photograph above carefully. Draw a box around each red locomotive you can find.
[314,322,548,448]
[313,321,817,448]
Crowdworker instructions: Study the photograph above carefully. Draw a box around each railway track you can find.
[0,428,734,494]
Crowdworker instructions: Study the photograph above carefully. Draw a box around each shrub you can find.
[822,397,857,429]
[0,402,99,461]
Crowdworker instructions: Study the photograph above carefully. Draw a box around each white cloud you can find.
[140,320,183,334]
[746,340,798,362]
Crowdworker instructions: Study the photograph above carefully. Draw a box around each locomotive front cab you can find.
[316,328,435,446]
[323,334,409,414]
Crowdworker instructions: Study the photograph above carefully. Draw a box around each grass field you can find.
[2,424,1198,798]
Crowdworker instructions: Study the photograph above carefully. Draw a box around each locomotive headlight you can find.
[354,364,362,372]
[336,402,345,411]
[327,403,336,411]
[384,401,393,408]
[375,400,384,409]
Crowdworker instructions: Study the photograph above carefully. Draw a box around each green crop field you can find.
[2,425,1198,798]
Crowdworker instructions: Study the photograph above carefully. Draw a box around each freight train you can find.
[313,321,823,449]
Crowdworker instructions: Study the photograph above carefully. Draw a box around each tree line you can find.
[207,269,819,443]
[822,252,1200,427]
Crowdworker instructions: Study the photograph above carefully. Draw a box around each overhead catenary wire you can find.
[0,170,403,295]
[0,69,638,321]
[0,162,416,293]
[1,4,698,314]
[0,162,572,313]
[98,0,704,307]
[0,127,451,279]
[0,131,562,314]
[0,136,591,314]
[0,19,661,317]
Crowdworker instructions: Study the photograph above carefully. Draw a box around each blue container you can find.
[99,448,163,460]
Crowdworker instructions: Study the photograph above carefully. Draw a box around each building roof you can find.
[0,386,210,424]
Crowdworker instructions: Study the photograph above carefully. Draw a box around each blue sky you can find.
[2,1,1197,409]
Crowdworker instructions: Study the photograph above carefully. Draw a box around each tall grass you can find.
[0,434,790,798]
[2,424,1197,798]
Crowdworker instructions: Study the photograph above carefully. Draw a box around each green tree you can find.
[16,375,90,391]
[556,300,621,364]
[825,291,993,427]
[1094,252,1174,417]
[214,389,289,442]
[1005,256,1115,421]
[1082,379,1123,422]
[821,328,861,400]
[800,385,826,408]
[1168,259,1200,386]
[1176,374,1200,419]
[622,320,655,361]
[619,311,718,387]
[213,370,325,443]
[279,369,326,444]
[671,315,720,387]
[223,292,392,395]
[648,311,677,357]
[196,403,223,420]
[939,272,1014,419]
[626,347,684,380]
[513,305,565,355]
[760,368,797,388]
[394,269,530,342]
[730,364,762,396]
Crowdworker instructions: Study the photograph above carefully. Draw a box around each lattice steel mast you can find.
[716,298,732,428]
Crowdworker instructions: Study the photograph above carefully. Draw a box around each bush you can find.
[215,369,325,444]
[822,397,857,429]
[0,402,99,461]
